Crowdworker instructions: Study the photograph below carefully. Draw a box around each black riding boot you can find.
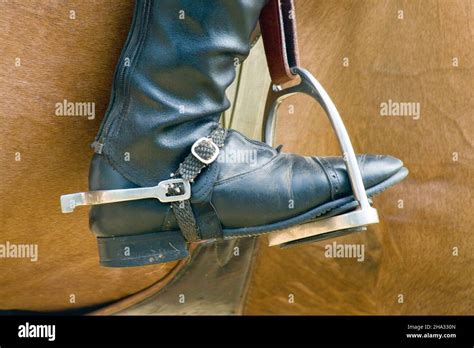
[77,0,407,266]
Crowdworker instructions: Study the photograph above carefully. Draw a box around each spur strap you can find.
[259,0,300,85]
[168,127,227,242]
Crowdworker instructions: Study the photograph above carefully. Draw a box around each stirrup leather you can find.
[262,67,380,247]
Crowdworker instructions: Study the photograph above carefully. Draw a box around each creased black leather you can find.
[98,0,268,187]
[89,149,403,237]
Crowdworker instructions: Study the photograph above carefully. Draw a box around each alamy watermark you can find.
[0,241,38,262]
[55,99,95,120]
[380,99,420,120]
[18,322,55,341]
[324,241,365,262]
[217,149,257,166]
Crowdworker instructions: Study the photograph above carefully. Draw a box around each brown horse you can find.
[1,0,472,314]
[244,0,473,315]
[0,1,181,312]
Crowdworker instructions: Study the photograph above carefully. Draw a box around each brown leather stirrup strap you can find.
[259,0,300,85]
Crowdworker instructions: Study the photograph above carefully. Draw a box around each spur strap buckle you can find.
[60,178,190,213]
[157,178,191,203]
[191,137,220,165]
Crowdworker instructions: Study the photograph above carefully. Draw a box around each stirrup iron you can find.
[263,67,379,247]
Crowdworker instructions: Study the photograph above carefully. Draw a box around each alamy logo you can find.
[55,99,95,120]
[380,99,420,120]
[0,241,38,262]
[324,241,365,262]
[18,322,55,341]
[217,149,257,166]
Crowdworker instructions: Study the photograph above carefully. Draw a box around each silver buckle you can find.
[191,137,220,165]
[60,178,190,213]
[158,178,191,203]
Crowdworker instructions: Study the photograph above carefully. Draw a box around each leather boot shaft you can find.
[93,0,268,187]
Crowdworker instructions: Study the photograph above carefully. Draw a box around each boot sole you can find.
[97,167,408,267]
[223,166,409,238]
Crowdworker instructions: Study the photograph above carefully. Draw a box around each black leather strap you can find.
[169,126,227,242]
[192,201,224,240]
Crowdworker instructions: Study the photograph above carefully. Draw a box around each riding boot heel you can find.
[97,230,189,267]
